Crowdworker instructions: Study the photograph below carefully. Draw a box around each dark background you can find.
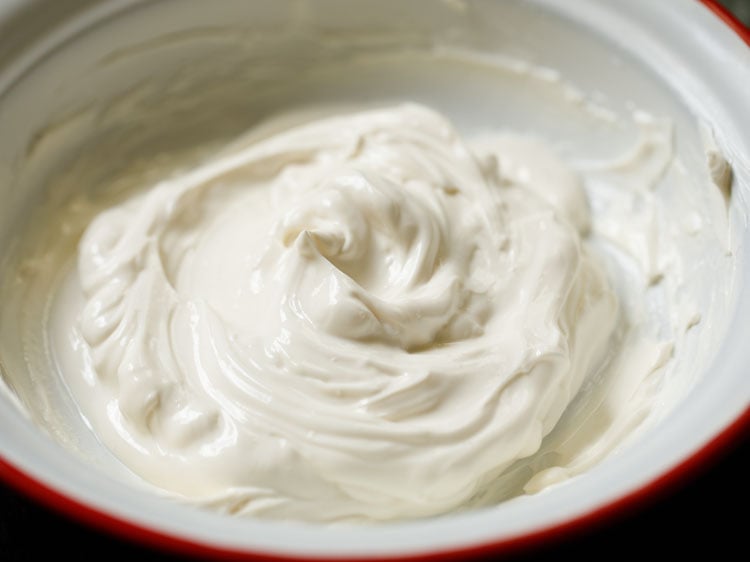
[1,1,748,560]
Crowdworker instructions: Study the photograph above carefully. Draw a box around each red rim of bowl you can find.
[0,0,749,560]
[702,0,750,45]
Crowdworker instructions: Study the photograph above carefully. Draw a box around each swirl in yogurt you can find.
[67,104,617,520]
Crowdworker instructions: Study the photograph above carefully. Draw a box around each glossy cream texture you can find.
[0,0,739,528]
[49,104,620,520]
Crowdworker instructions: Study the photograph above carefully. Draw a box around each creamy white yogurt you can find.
[0,54,733,522]
[46,104,616,520]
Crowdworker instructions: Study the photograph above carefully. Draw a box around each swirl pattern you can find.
[74,104,617,520]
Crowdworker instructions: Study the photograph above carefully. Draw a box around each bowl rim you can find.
[0,408,747,561]
[0,0,748,560]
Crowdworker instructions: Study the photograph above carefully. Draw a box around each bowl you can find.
[0,0,748,559]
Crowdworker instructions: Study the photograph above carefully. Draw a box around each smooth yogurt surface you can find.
[52,103,616,520]
[0,48,734,522]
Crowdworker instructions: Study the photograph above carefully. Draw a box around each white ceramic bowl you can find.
[0,0,748,559]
